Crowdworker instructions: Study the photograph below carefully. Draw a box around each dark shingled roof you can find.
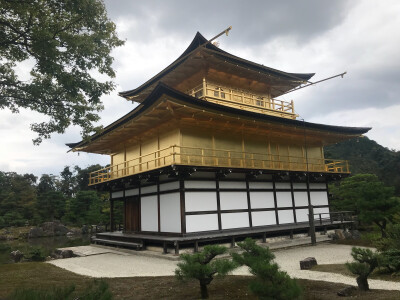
[68,83,371,150]
[119,32,315,99]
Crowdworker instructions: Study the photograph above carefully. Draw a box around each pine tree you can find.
[346,247,379,291]
[232,238,302,300]
[175,245,237,299]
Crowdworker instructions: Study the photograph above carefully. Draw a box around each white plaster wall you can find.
[278,210,294,224]
[186,214,219,233]
[275,182,291,189]
[249,192,275,209]
[251,211,277,226]
[125,188,139,197]
[221,212,249,229]
[292,183,307,189]
[296,209,309,223]
[310,183,327,190]
[141,185,157,194]
[159,181,179,192]
[294,192,309,207]
[141,195,158,231]
[185,192,217,212]
[219,191,248,210]
[310,192,329,206]
[160,193,181,233]
[314,207,330,217]
[185,180,216,189]
[249,182,273,189]
[111,191,123,198]
[219,181,246,189]
[276,192,292,207]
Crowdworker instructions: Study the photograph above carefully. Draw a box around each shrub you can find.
[232,238,302,300]
[346,247,379,291]
[26,247,46,262]
[175,245,237,299]
[379,249,400,274]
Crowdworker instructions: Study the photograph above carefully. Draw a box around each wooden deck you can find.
[93,220,353,255]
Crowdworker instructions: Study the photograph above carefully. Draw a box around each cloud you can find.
[1,0,400,177]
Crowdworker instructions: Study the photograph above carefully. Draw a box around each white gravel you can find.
[49,244,400,291]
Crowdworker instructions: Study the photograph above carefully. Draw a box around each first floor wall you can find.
[111,173,330,235]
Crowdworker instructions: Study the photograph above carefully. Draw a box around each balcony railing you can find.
[88,145,349,185]
[186,80,297,119]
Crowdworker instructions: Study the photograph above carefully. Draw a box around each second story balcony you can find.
[88,145,349,186]
[186,79,298,119]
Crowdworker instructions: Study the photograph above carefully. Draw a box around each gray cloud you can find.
[104,0,349,46]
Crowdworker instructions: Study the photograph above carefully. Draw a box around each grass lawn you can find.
[312,263,400,283]
[1,262,400,299]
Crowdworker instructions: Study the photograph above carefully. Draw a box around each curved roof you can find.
[68,83,371,151]
[119,32,315,100]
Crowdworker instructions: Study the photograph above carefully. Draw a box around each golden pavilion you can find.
[68,31,370,251]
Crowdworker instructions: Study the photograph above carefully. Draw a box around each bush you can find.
[175,245,237,299]
[26,247,47,262]
[379,249,400,274]
[232,238,302,300]
[346,247,379,291]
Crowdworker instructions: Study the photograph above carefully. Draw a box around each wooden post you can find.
[174,241,179,256]
[308,205,316,246]
[110,198,115,232]
[194,241,199,253]
[290,230,294,239]
[262,232,267,243]
[163,242,168,254]
[230,237,235,248]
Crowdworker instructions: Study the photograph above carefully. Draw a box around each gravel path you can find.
[49,244,400,291]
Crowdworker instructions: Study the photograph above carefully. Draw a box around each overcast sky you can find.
[1,0,399,177]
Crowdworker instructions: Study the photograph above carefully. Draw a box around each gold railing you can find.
[88,145,349,185]
[187,81,297,119]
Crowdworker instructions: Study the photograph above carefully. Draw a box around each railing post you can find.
[308,205,316,246]
[319,213,322,225]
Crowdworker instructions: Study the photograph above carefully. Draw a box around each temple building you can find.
[67,32,370,251]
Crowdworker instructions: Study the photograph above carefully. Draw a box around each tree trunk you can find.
[200,284,209,299]
[356,276,369,291]
[376,220,387,238]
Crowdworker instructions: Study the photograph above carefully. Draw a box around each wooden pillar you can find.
[216,177,222,231]
[272,179,279,225]
[246,179,253,228]
[290,229,294,239]
[308,205,316,246]
[110,194,115,232]
[163,242,168,254]
[180,179,186,234]
[230,236,235,248]
[262,232,267,243]
[174,241,180,256]
[194,241,199,253]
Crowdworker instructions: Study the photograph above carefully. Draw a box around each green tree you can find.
[175,245,237,299]
[36,191,66,221]
[0,171,37,227]
[0,0,124,144]
[232,238,301,300]
[59,166,77,197]
[330,174,400,237]
[74,164,104,191]
[346,247,379,291]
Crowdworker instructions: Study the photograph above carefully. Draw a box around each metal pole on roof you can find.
[208,26,232,44]
[280,72,347,96]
